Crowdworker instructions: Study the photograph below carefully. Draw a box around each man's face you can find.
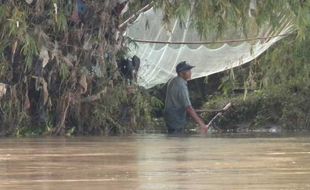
[180,70,192,81]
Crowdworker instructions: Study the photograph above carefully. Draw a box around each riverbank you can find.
[199,80,310,132]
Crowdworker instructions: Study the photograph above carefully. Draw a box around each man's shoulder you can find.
[169,76,179,82]
[169,76,186,86]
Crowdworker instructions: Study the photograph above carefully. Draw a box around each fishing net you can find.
[125,7,294,89]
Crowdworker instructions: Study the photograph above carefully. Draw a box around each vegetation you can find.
[0,0,158,136]
[0,0,309,136]
[201,34,310,131]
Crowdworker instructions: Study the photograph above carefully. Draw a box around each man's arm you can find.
[186,106,208,130]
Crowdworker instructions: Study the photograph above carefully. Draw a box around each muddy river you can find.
[0,134,309,189]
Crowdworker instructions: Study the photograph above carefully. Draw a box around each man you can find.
[164,61,208,134]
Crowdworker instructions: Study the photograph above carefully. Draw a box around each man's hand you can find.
[186,106,210,134]
[200,124,209,134]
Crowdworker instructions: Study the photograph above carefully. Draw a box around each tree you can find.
[154,0,309,40]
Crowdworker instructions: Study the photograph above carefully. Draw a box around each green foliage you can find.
[202,34,310,131]
[154,0,309,40]
[204,80,310,131]
[0,0,163,136]
[218,69,236,96]
[86,84,163,135]
[21,34,39,69]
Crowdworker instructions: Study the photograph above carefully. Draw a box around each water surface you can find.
[0,134,309,190]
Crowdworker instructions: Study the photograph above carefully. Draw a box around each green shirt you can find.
[164,76,192,130]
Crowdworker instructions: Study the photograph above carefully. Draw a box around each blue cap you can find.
[176,61,195,73]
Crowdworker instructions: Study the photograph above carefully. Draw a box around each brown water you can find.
[0,135,310,190]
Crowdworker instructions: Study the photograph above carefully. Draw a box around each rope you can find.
[128,33,293,45]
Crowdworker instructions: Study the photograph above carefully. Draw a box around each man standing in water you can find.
[164,61,209,134]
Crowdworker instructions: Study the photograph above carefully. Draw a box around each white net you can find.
[126,7,293,89]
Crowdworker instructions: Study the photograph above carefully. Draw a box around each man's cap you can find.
[176,61,195,73]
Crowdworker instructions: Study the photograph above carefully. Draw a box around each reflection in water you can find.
[0,135,310,190]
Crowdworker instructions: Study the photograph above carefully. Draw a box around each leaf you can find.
[0,83,7,99]
[83,34,92,50]
[39,46,49,68]
[11,40,18,63]
[61,55,74,68]
[24,90,30,110]
[79,74,87,94]
[25,0,34,5]
[32,76,49,105]
[41,78,49,105]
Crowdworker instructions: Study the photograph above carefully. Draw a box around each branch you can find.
[119,2,154,28]
[80,88,107,103]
